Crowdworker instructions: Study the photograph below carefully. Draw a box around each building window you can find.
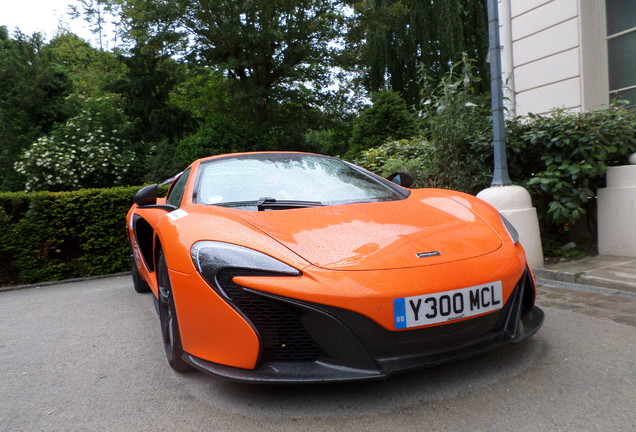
[606,0,636,106]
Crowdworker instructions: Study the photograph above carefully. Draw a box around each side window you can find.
[606,0,636,106]
[166,168,191,207]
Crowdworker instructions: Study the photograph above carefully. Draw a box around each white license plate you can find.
[394,281,503,329]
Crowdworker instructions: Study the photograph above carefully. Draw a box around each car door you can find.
[131,168,192,294]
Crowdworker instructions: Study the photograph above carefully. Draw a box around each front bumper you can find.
[183,269,544,383]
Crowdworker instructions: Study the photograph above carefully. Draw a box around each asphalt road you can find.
[1,276,635,432]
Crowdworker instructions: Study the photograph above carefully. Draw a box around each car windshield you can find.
[195,153,405,209]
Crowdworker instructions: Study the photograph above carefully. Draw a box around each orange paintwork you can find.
[233,242,526,332]
[232,190,502,270]
[168,269,260,369]
[127,152,534,371]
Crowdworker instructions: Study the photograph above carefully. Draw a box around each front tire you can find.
[157,250,191,372]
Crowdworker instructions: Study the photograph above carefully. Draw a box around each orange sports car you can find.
[127,152,543,383]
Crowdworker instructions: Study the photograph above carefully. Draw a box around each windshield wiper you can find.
[256,197,277,210]
[213,198,324,210]
[256,197,323,211]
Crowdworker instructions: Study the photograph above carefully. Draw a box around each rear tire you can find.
[157,250,192,372]
[131,255,151,293]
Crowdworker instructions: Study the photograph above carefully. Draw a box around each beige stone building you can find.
[498,0,635,116]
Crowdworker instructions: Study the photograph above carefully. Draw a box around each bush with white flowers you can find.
[15,96,136,191]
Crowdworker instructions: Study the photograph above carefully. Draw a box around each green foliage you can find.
[348,90,419,156]
[112,46,194,144]
[44,31,127,96]
[417,56,492,193]
[0,186,138,285]
[507,106,636,226]
[109,46,195,182]
[354,57,491,194]
[68,0,122,50]
[14,96,136,191]
[354,56,636,256]
[0,29,74,191]
[304,128,348,156]
[176,116,262,162]
[357,60,636,253]
[302,88,366,156]
[541,235,588,261]
[1,18,350,191]
[142,139,186,183]
[348,0,489,107]
[169,68,232,122]
[171,66,344,163]
[114,0,347,129]
[355,138,432,186]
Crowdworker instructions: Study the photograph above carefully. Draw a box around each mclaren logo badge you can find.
[416,251,441,258]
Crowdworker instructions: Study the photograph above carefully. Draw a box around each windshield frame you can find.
[191,153,410,208]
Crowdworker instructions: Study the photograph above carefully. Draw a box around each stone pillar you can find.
[477,185,544,269]
[598,164,636,257]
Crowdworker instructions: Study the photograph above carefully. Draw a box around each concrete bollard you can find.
[477,185,544,269]
[598,162,636,257]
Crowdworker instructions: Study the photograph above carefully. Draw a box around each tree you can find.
[110,45,193,145]
[348,89,418,155]
[68,0,122,50]
[109,0,347,129]
[44,31,126,96]
[14,96,136,191]
[347,0,489,107]
[0,27,74,191]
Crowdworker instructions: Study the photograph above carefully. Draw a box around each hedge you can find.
[507,107,636,226]
[0,186,139,285]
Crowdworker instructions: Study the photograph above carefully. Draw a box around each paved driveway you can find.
[1,276,635,431]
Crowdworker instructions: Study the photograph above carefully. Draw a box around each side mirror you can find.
[387,172,414,188]
[134,184,158,206]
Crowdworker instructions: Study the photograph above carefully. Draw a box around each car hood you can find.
[226,191,502,271]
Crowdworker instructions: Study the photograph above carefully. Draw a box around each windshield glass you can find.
[195,153,405,208]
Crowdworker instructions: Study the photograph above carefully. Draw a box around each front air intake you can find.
[216,270,319,363]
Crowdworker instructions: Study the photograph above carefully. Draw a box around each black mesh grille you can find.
[216,270,319,362]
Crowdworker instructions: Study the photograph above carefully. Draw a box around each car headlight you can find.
[191,241,300,290]
[499,214,520,245]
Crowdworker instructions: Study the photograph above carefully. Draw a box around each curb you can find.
[536,277,636,299]
[534,263,636,294]
[0,272,132,293]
